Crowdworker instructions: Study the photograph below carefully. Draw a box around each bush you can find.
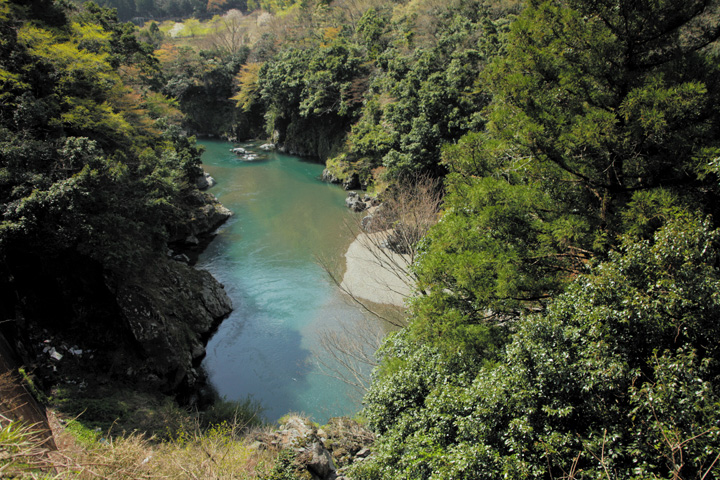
[201,395,266,433]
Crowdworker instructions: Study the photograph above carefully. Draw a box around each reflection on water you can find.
[197,140,377,422]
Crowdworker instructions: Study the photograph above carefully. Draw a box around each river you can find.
[196,140,376,423]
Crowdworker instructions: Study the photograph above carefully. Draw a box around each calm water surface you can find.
[197,140,372,423]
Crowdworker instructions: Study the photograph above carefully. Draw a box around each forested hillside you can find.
[350,0,720,478]
[0,0,233,408]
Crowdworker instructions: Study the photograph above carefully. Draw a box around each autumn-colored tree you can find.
[207,0,229,13]
[231,62,262,111]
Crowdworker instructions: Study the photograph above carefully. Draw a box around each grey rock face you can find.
[322,168,340,184]
[307,442,337,479]
[114,257,232,391]
[249,415,373,480]
[345,192,367,212]
[196,172,216,190]
[169,190,232,244]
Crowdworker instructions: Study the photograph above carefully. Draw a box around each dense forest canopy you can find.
[70,0,307,21]
[69,0,246,22]
[225,0,720,477]
[137,0,720,475]
[0,0,203,272]
[350,0,720,478]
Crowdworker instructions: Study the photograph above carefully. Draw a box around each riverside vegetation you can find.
[2,0,720,479]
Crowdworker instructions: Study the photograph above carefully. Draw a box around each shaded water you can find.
[197,140,373,423]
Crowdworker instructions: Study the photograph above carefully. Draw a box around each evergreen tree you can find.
[359,1,720,477]
[411,0,720,342]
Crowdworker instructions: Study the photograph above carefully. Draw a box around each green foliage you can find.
[239,0,504,172]
[159,44,249,136]
[79,0,210,22]
[0,2,209,271]
[260,449,306,480]
[64,418,102,446]
[358,214,720,479]
[404,0,720,385]
[483,0,720,226]
[257,38,368,158]
[352,1,720,478]
[356,7,387,59]
[339,2,500,180]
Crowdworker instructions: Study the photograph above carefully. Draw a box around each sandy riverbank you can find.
[340,232,413,307]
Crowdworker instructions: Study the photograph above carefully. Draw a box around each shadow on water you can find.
[203,312,313,422]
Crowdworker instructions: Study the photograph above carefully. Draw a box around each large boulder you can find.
[195,171,216,190]
[169,190,232,245]
[322,168,340,184]
[345,192,367,212]
[307,442,337,479]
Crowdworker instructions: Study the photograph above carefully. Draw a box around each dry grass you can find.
[47,422,276,479]
[1,371,278,479]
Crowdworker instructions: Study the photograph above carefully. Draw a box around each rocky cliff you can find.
[113,256,232,392]
[0,183,233,402]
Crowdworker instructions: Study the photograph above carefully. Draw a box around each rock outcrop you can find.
[169,189,233,247]
[113,257,232,392]
[344,192,380,213]
[321,168,340,184]
[344,192,366,212]
[195,171,216,190]
[252,415,375,480]
[111,184,234,392]
[0,178,234,403]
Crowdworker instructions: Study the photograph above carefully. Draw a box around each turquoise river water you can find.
[196,140,374,423]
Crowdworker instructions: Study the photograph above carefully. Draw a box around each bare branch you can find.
[313,174,442,391]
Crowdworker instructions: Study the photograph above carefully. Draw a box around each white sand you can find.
[340,232,414,307]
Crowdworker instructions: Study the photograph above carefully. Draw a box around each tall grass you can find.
[0,414,54,478]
